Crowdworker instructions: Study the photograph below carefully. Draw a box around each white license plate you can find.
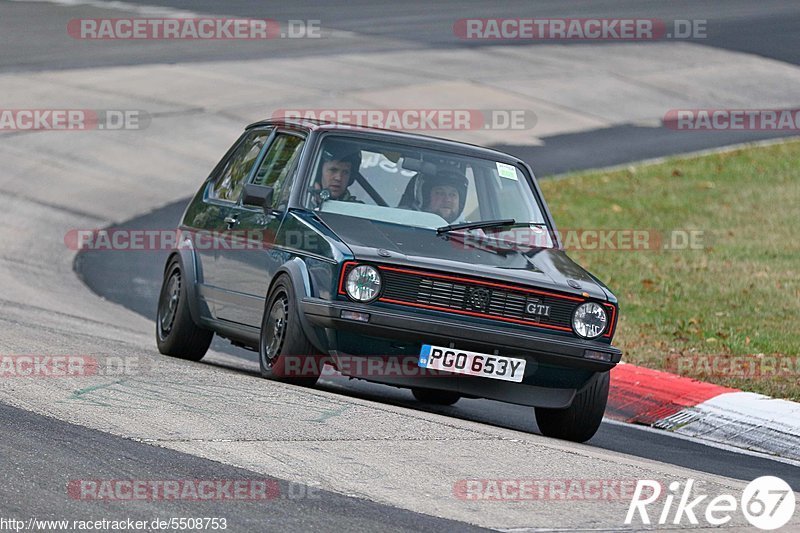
[418,344,526,383]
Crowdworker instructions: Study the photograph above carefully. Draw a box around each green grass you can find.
[539,140,800,400]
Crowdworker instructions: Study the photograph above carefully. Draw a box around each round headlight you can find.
[345,265,382,302]
[572,302,607,339]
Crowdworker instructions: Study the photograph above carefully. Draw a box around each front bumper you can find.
[301,298,621,408]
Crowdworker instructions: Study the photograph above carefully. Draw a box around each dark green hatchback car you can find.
[156,118,620,442]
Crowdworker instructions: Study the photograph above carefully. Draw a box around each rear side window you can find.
[209,130,270,202]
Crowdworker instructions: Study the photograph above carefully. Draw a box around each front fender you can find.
[271,258,329,354]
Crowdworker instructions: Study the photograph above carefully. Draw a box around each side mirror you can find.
[242,184,274,209]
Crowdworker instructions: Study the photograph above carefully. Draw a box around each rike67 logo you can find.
[626,476,796,530]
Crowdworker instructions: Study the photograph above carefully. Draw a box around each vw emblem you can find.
[469,287,490,311]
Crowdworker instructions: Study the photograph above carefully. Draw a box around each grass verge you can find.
[539,139,800,400]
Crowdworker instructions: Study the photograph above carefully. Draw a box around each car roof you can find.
[245,118,527,166]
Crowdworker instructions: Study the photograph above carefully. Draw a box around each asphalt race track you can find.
[2,1,800,531]
[4,0,800,70]
[0,403,487,533]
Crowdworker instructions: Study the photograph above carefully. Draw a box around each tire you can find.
[534,371,609,443]
[259,275,322,387]
[156,257,213,361]
[412,387,461,406]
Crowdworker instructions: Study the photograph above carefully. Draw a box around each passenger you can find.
[419,169,468,223]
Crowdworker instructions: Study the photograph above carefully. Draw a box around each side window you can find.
[252,133,305,209]
[209,130,270,202]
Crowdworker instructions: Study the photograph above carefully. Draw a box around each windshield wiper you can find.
[437,219,516,235]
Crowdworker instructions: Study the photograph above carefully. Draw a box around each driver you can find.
[313,142,362,202]
[419,169,468,223]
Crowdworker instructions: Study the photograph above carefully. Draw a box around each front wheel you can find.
[259,276,323,387]
[534,371,609,443]
[155,257,213,361]
[412,387,460,406]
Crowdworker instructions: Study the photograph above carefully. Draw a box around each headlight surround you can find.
[572,302,607,339]
[345,265,382,302]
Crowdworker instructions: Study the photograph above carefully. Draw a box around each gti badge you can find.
[525,299,550,317]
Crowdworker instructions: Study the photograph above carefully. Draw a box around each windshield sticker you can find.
[496,162,518,180]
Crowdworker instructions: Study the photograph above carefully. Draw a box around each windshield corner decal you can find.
[496,162,518,180]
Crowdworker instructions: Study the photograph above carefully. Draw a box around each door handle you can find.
[224,215,239,229]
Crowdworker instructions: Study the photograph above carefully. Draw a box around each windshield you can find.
[303,135,551,247]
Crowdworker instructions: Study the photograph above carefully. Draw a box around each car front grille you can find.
[341,263,583,333]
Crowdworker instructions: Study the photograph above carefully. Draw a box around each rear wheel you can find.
[534,371,609,443]
[155,257,213,361]
[259,276,322,387]
[412,387,460,406]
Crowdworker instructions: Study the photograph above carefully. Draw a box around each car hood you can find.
[317,213,612,301]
